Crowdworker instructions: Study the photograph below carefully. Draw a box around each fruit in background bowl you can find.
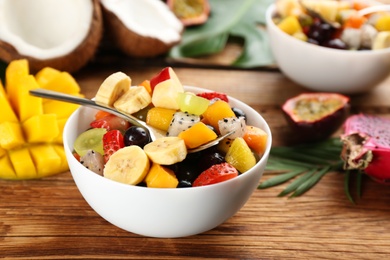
[63,69,272,238]
[265,2,390,94]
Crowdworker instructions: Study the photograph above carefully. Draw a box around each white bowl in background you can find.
[266,4,390,94]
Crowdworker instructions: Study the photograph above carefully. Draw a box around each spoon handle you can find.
[358,4,390,16]
[29,88,147,129]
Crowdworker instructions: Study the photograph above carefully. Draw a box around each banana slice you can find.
[372,31,390,50]
[114,86,152,115]
[95,72,131,106]
[103,146,150,185]
[144,137,187,165]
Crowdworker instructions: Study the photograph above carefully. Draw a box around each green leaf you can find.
[168,0,276,68]
[258,169,306,189]
[230,22,274,68]
[278,169,316,197]
[344,170,354,204]
[290,166,330,197]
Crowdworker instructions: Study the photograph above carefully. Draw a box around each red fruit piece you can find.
[193,162,238,187]
[90,114,130,132]
[196,92,229,102]
[103,130,125,163]
[150,67,171,90]
[341,114,390,183]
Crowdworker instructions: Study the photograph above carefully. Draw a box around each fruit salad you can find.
[73,67,268,188]
[274,0,390,50]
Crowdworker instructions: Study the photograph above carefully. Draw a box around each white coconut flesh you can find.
[100,0,183,44]
[0,0,93,59]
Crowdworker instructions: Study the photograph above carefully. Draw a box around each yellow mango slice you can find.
[52,118,68,144]
[0,154,17,179]
[29,144,62,177]
[43,100,80,119]
[22,114,59,143]
[146,107,176,131]
[178,122,218,149]
[0,121,25,149]
[375,15,390,32]
[53,144,70,172]
[277,16,302,35]
[0,80,18,123]
[12,75,43,122]
[35,67,61,87]
[0,146,6,158]
[225,137,256,173]
[5,59,29,110]
[202,100,235,132]
[145,163,179,188]
[8,147,37,179]
[41,72,80,94]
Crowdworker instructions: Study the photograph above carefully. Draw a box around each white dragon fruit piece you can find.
[218,116,246,139]
[341,114,390,183]
[166,111,200,136]
[80,150,104,176]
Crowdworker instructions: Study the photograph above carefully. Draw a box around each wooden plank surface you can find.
[1,60,390,259]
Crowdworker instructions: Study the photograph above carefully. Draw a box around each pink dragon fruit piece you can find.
[341,114,390,183]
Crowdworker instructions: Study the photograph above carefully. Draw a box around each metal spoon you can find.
[357,4,390,16]
[29,88,233,153]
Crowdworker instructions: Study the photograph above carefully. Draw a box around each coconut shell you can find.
[101,4,182,58]
[0,0,103,73]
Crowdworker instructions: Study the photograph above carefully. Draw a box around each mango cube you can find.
[29,144,62,177]
[35,67,61,87]
[53,144,70,172]
[0,154,16,179]
[5,59,29,109]
[0,81,18,123]
[8,147,37,179]
[22,114,59,143]
[0,146,6,158]
[11,75,43,122]
[145,163,179,188]
[41,72,80,94]
[0,121,25,149]
[43,100,79,119]
[52,118,67,144]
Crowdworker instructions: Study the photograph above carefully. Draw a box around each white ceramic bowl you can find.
[63,86,272,238]
[266,4,390,94]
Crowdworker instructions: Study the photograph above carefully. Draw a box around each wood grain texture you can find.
[1,61,390,259]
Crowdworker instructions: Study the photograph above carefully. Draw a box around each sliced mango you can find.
[29,144,62,177]
[0,146,6,158]
[0,121,25,150]
[8,147,37,179]
[202,100,235,132]
[0,80,18,123]
[11,75,43,122]
[146,107,176,131]
[52,118,68,144]
[22,114,59,143]
[145,163,179,188]
[41,71,81,94]
[53,144,70,172]
[178,122,218,149]
[5,59,29,110]
[43,100,80,119]
[35,67,61,87]
[0,154,17,179]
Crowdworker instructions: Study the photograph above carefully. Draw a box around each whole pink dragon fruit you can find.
[341,114,390,183]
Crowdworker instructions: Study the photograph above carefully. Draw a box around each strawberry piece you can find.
[90,114,130,132]
[196,91,229,102]
[193,162,238,187]
[103,130,125,163]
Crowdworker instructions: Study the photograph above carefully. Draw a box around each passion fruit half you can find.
[282,93,350,142]
[167,0,210,26]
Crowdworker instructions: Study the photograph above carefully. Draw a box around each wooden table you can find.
[1,58,390,259]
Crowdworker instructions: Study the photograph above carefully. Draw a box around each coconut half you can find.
[0,0,103,73]
[100,0,183,58]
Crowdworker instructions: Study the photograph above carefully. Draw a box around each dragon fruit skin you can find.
[341,114,390,183]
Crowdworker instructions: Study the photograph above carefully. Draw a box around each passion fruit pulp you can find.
[282,93,350,142]
[167,0,210,26]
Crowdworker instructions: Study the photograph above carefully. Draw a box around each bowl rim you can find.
[64,85,273,191]
[265,3,390,56]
